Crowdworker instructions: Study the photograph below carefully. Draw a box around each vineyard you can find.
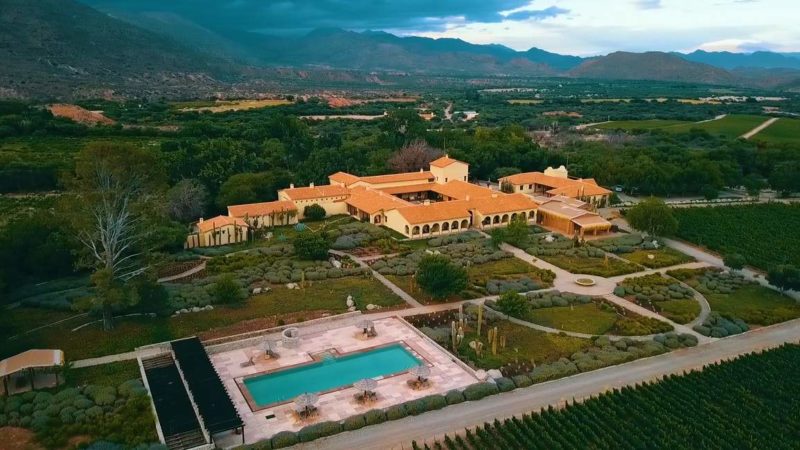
[414,344,800,450]
[672,203,800,271]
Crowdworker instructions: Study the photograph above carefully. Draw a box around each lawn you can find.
[68,360,141,387]
[673,204,800,271]
[526,303,618,335]
[538,253,639,277]
[705,284,800,326]
[664,114,770,138]
[594,119,691,131]
[752,117,800,145]
[1,276,402,360]
[656,299,701,324]
[621,247,695,268]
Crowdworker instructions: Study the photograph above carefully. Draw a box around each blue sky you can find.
[84,0,799,55]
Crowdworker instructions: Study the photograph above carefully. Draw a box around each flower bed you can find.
[525,234,638,277]
[589,233,694,268]
[615,273,700,324]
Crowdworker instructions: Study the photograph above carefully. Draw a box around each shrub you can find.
[463,383,499,401]
[511,374,533,388]
[495,291,529,318]
[342,414,366,431]
[209,274,246,304]
[445,390,465,405]
[293,231,330,260]
[495,377,516,392]
[416,254,468,299]
[420,394,447,411]
[363,409,387,426]
[385,404,408,420]
[297,421,342,442]
[303,204,326,221]
[270,431,299,448]
[404,398,428,416]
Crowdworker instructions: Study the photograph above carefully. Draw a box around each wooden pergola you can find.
[0,349,64,396]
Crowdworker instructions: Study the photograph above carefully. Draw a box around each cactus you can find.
[451,321,458,351]
[477,304,483,337]
[500,334,507,350]
[492,326,498,355]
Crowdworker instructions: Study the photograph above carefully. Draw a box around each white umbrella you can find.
[356,320,374,333]
[294,392,319,414]
[410,365,430,381]
[354,378,377,396]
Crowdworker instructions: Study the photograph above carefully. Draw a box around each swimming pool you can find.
[242,343,422,407]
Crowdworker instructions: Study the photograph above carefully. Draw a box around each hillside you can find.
[569,52,736,85]
[0,0,238,99]
[680,50,800,70]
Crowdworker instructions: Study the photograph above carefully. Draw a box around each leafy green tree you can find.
[723,253,747,272]
[303,204,326,221]
[209,274,245,304]
[166,178,208,223]
[769,162,800,196]
[504,215,530,248]
[626,197,678,237]
[293,231,330,260]
[500,180,515,193]
[215,170,291,208]
[768,265,800,292]
[742,173,766,197]
[416,254,468,299]
[495,291,529,318]
[701,185,718,201]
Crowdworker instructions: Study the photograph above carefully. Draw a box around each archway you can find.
[412,226,420,236]
[501,214,509,223]
[442,222,450,231]
[482,217,491,226]
[422,224,431,234]
[451,221,459,230]
[431,223,440,233]
[493,215,500,224]
[461,219,469,229]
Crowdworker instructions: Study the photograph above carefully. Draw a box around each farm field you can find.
[416,344,800,450]
[752,117,800,145]
[595,114,771,139]
[594,119,691,130]
[507,99,544,104]
[672,203,800,271]
[176,98,293,112]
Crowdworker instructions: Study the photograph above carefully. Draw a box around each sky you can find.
[83,0,800,56]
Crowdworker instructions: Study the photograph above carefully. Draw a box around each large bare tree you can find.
[66,143,165,330]
[388,139,443,173]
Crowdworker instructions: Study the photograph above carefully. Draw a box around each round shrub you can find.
[297,421,342,442]
[445,390,465,405]
[463,382,499,401]
[33,391,54,405]
[85,405,104,418]
[118,379,144,397]
[420,394,447,411]
[385,404,408,420]
[73,397,93,410]
[495,377,516,392]
[404,398,427,416]
[342,414,366,431]
[270,431,299,448]
[363,409,387,426]
[511,374,532,388]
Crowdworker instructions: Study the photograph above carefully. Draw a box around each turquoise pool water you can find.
[243,344,421,407]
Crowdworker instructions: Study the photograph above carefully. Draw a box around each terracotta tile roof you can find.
[395,201,472,224]
[430,155,467,168]
[536,201,592,220]
[280,184,350,201]
[354,171,434,186]
[571,214,612,228]
[430,180,495,200]
[546,183,611,197]
[228,200,297,218]
[536,195,588,209]
[0,349,64,378]
[196,215,249,233]
[346,188,412,214]
[500,171,573,188]
[469,193,539,215]
[329,171,361,186]
[500,172,611,198]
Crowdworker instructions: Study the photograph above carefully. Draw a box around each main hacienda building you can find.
[186,157,612,248]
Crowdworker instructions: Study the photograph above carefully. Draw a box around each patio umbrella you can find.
[410,365,430,382]
[356,320,374,334]
[294,392,319,414]
[354,378,377,397]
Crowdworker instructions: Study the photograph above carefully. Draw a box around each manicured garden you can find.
[590,233,694,269]
[525,233,638,277]
[415,343,800,450]
[615,273,701,324]
[672,204,800,271]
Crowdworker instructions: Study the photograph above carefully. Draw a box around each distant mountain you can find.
[679,50,800,70]
[522,48,584,71]
[569,52,736,84]
[0,0,238,99]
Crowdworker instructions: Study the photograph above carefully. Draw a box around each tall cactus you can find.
[491,326,498,355]
[477,303,483,337]
[451,321,458,351]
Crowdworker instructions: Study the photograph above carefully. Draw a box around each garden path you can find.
[156,260,207,283]
[330,250,425,308]
[741,117,778,139]
[603,294,710,343]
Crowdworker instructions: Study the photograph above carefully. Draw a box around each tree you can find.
[63,143,166,330]
[769,162,800,197]
[215,170,291,209]
[209,274,246,304]
[626,197,678,237]
[416,254,468,299]
[293,231,330,260]
[768,265,800,292]
[503,215,530,248]
[495,291,529,318]
[166,179,208,223]
[701,185,718,201]
[303,204,326,221]
[388,139,442,173]
[500,180,515,194]
[723,253,747,272]
[742,173,766,197]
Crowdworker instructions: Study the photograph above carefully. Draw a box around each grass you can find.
[538,253,638,277]
[621,247,695,268]
[1,276,402,360]
[508,99,544,104]
[595,115,772,139]
[0,195,58,228]
[752,117,800,145]
[656,299,701,324]
[595,119,690,131]
[706,284,800,326]
[457,320,593,370]
[673,204,800,271]
[68,361,141,387]
[176,99,293,113]
[525,303,618,335]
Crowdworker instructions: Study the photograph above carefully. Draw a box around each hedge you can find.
[495,377,516,392]
[385,404,408,420]
[297,421,342,442]
[342,414,366,431]
[445,390,465,405]
[363,409,387,425]
[270,431,299,448]
[463,383,500,401]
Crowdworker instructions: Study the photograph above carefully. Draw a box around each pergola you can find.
[0,349,64,395]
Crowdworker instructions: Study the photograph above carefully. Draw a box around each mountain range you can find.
[2,0,800,99]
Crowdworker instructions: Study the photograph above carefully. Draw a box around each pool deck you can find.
[210,316,479,447]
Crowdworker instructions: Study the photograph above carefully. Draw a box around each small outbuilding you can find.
[0,349,64,395]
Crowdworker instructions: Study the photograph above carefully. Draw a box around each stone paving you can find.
[211,317,478,448]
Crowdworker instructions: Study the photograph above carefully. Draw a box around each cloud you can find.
[634,0,662,9]
[83,0,548,35]
[504,6,569,21]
